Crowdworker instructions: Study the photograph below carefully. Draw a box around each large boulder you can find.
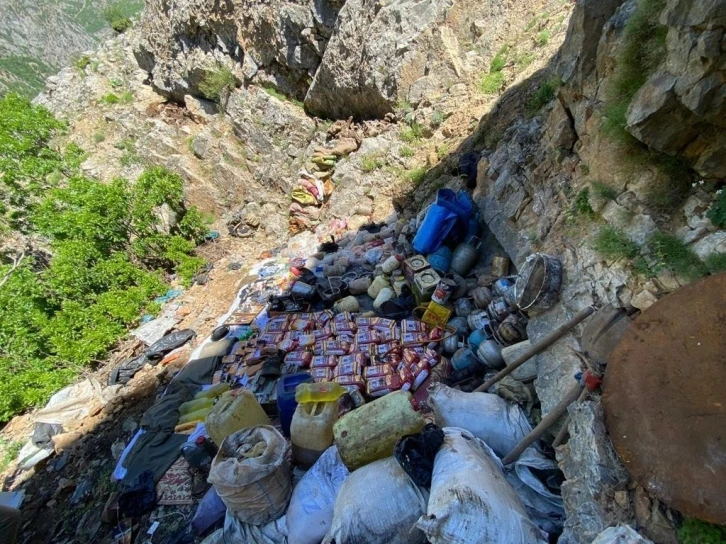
[304,0,517,119]
[134,0,344,101]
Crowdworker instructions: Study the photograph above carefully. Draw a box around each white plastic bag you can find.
[323,457,427,544]
[416,428,546,544]
[428,383,532,458]
[287,446,349,544]
[201,510,288,544]
[505,447,565,534]
[208,426,291,526]
[591,525,654,544]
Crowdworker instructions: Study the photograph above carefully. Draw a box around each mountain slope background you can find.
[0,0,143,96]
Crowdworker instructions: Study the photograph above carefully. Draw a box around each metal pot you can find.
[476,340,505,370]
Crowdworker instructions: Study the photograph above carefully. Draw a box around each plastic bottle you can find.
[367,275,391,299]
[295,382,346,404]
[290,402,338,468]
[205,389,271,446]
[381,254,403,274]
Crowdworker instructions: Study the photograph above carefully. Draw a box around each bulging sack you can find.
[417,428,546,544]
[208,425,291,526]
[323,457,428,544]
[287,446,349,544]
[428,382,532,458]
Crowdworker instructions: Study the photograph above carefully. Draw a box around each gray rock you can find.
[557,400,632,544]
[690,231,726,260]
[304,0,515,119]
[545,101,576,151]
[500,340,538,381]
[191,132,212,159]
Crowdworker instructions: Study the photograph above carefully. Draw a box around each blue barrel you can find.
[427,246,453,274]
[277,372,312,437]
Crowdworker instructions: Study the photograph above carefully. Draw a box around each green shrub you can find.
[437,142,450,159]
[516,52,535,69]
[101,93,120,105]
[706,189,726,228]
[103,3,132,33]
[643,154,692,211]
[120,91,134,104]
[650,232,707,281]
[704,253,726,274]
[0,94,209,420]
[528,77,560,113]
[360,154,386,173]
[199,67,236,103]
[479,71,505,95]
[406,166,427,185]
[399,146,414,158]
[535,30,550,47]
[677,518,726,544]
[602,0,667,138]
[75,56,91,71]
[490,54,507,73]
[591,181,618,201]
[430,111,445,127]
[400,122,424,143]
[93,132,106,144]
[593,226,640,260]
[568,188,596,221]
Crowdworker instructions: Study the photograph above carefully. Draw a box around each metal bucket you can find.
[513,253,563,314]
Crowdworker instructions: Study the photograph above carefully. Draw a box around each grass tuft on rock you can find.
[199,66,237,103]
[593,226,639,261]
[527,77,561,113]
[650,232,708,281]
[479,71,505,95]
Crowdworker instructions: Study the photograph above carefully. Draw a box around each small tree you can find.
[104,3,132,33]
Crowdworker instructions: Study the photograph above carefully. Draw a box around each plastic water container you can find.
[277,372,313,438]
[206,389,271,446]
[333,390,425,470]
[291,401,338,468]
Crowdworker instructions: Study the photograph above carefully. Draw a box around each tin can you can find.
[431,277,456,304]
[491,255,510,278]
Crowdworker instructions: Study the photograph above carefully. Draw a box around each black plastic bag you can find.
[146,328,196,360]
[108,355,149,385]
[118,470,157,517]
[394,423,445,488]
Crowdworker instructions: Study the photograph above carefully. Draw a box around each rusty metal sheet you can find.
[603,273,726,523]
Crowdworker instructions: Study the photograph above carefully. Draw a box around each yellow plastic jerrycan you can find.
[290,401,338,469]
[333,390,424,470]
[205,389,270,446]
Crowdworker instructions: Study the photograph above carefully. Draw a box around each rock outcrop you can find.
[134,0,344,102]
[305,0,522,118]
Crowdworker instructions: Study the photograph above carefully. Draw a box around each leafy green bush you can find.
[400,122,424,143]
[535,30,550,47]
[479,71,504,95]
[0,95,209,421]
[567,188,596,222]
[103,3,132,33]
[199,67,237,103]
[704,253,726,274]
[430,111,445,127]
[592,226,640,260]
[101,93,120,105]
[650,232,707,281]
[602,0,667,138]
[528,77,561,113]
[706,189,726,228]
[406,166,427,185]
[399,146,414,158]
[490,53,507,73]
[591,181,618,201]
[677,518,726,544]
[75,56,91,71]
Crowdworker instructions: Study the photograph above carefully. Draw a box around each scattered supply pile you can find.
[94,187,582,542]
